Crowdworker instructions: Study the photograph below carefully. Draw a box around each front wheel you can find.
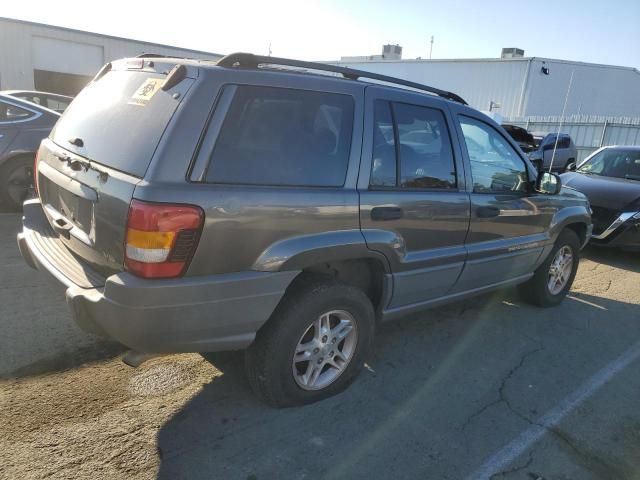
[519,229,580,307]
[245,276,375,407]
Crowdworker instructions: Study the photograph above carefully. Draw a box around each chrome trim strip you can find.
[591,212,638,240]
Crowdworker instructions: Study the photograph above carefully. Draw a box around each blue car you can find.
[0,93,61,210]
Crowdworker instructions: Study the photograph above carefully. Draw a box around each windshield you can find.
[578,149,640,180]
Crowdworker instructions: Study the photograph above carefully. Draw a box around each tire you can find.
[519,229,580,307]
[0,155,34,211]
[245,275,376,407]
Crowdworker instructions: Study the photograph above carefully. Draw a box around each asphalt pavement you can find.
[1,211,639,479]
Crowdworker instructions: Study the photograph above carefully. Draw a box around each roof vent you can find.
[501,48,525,59]
[382,44,402,60]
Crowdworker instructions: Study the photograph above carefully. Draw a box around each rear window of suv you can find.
[205,85,354,187]
[51,69,192,178]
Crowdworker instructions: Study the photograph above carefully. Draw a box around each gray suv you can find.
[17,54,592,406]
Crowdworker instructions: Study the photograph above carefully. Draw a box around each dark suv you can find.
[18,54,592,406]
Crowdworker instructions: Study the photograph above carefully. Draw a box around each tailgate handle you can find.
[52,218,73,239]
[38,161,98,202]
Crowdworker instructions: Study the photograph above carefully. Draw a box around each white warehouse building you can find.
[0,17,222,96]
[334,47,640,120]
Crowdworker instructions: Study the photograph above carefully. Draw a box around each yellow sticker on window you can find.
[129,78,163,106]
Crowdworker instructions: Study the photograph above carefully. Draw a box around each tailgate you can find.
[35,60,195,278]
[37,139,139,277]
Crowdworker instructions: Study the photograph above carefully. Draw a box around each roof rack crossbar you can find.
[216,53,467,104]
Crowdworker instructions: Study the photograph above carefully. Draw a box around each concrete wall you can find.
[0,17,222,90]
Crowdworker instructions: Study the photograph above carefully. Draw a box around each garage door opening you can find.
[33,69,92,96]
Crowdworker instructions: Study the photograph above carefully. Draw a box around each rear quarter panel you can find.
[137,68,369,275]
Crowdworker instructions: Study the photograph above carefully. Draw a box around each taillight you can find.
[125,200,204,279]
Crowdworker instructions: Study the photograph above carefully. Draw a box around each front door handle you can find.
[371,206,403,221]
[476,206,500,218]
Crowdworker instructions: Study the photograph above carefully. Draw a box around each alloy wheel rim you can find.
[547,245,573,295]
[292,309,358,391]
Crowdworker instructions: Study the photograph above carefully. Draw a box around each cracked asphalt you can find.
[1,211,640,479]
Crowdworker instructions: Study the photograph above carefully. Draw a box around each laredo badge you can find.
[129,78,163,106]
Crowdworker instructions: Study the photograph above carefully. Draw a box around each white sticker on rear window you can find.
[129,78,163,106]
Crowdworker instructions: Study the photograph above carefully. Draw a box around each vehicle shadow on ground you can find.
[154,288,640,480]
[583,245,640,273]
[4,340,126,379]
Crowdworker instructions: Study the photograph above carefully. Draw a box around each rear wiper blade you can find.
[68,137,84,147]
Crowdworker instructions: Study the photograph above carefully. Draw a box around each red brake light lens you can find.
[125,200,204,279]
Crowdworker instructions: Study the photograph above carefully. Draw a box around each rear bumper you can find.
[18,199,299,353]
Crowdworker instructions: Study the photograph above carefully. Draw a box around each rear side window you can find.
[0,101,35,122]
[51,69,192,177]
[205,86,354,187]
[370,100,457,190]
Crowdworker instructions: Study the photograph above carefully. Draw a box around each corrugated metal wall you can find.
[334,57,640,119]
[525,59,640,117]
[334,58,530,118]
[0,18,221,90]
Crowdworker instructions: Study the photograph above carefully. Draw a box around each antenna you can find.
[549,69,574,173]
[429,36,434,59]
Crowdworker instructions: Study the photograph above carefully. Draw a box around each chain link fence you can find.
[507,115,640,162]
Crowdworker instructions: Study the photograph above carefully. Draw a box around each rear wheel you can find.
[519,229,580,307]
[245,276,375,407]
[0,155,34,211]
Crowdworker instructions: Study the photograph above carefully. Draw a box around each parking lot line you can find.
[466,338,640,479]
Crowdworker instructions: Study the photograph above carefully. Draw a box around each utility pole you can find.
[429,36,434,59]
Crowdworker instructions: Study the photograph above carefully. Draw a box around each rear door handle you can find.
[476,206,500,218]
[371,207,403,221]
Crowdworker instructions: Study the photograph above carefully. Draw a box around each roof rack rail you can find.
[216,52,467,105]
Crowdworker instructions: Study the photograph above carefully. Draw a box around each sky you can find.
[3,0,640,68]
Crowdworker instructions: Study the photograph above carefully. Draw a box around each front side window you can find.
[0,101,35,122]
[369,100,457,190]
[558,137,571,149]
[459,116,529,193]
[206,86,354,187]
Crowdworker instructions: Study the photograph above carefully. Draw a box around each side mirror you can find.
[536,171,562,194]
[566,162,577,172]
